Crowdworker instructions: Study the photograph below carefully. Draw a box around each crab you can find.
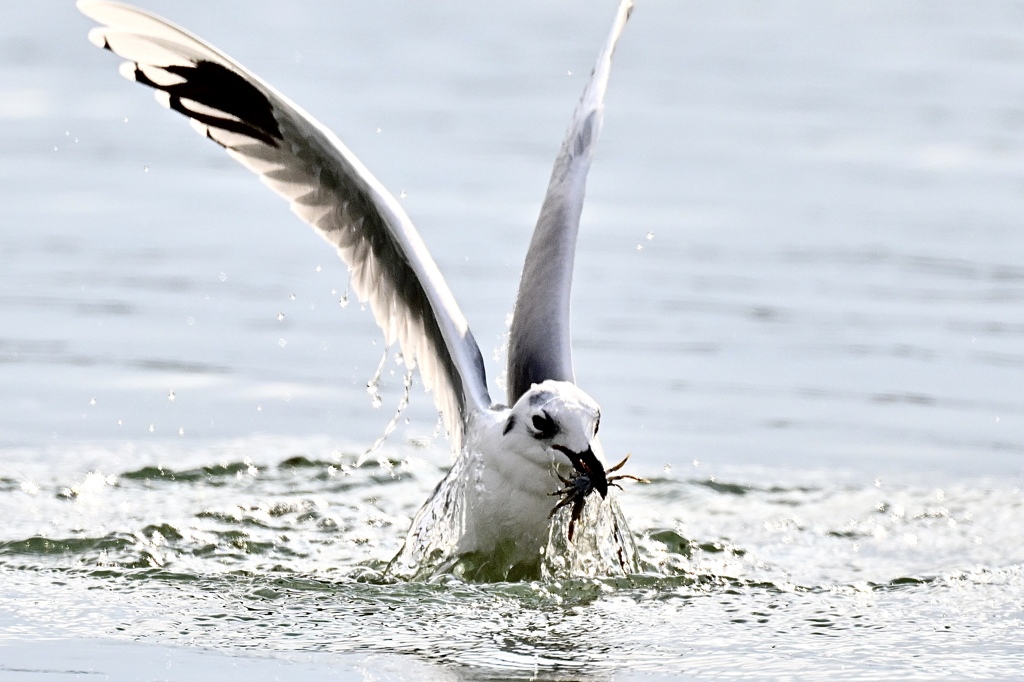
[549,453,646,542]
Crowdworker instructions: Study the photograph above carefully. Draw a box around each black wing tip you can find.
[125,58,284,148]
[167,90,281,147]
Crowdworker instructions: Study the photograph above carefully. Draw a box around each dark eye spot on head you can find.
[531,412,558,439]
[502,414,516,436]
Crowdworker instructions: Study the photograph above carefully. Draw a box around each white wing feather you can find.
[506,0,632,404]
[78,0,492,451]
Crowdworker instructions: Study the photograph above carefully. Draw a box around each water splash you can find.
[542,494,638,580]
[358,367,415,467]
[388,452,638,582]
[387,452,474,580]
[364,347,388,410]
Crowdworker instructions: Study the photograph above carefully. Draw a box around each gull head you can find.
[503,380,607,496]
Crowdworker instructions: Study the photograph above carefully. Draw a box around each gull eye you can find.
[531,412,558,439]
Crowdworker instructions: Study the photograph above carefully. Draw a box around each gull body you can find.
[420,381,605,575]
[78,0,637,579]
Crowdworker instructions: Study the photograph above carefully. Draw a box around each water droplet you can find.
[399,189,407,199]
[277,311,285,321]
[65,130,70,136]
[178,427,185,436]
[167,390,175,401]
[289,293,296,300]
[315,264,322,272]
[122,117,129,124]
[339,295,349,308]
[365,349,389,411]
[116,419,123,426]
[567,70,573,76]
[53,145,58,152]
[646,230,654,240]
[278,338,287,347]
[143,165,149,173]
[148,424,155,433]
[186,316,195,326]
[89,397,96,406]
[635,244,643,252]
[256,404,262,412]
[376,127,382,134]
[218,272,227,282]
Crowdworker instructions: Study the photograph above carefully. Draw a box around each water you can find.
[2,1,1023,679]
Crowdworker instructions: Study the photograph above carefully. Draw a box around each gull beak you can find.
[554,445,609,498]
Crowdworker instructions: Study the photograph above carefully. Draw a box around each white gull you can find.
[78,0,638,581]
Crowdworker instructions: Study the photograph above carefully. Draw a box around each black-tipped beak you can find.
[555,445,608,498]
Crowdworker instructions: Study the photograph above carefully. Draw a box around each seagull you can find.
[79,0,639,581]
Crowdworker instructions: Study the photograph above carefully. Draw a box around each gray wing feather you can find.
[506,0,633,404]
[78,0,491,451]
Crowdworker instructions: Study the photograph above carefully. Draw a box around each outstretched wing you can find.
[78,1,491,451]
[506,0,632,405]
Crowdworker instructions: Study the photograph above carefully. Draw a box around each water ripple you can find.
[0,441,1022,678]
